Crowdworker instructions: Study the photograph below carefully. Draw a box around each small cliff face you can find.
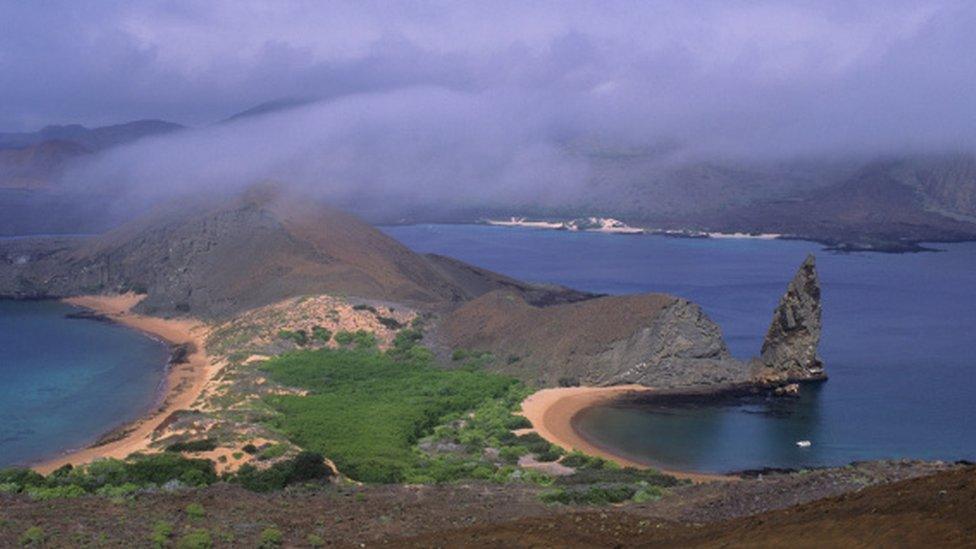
[757,254,825,383]
[442,291,750,389]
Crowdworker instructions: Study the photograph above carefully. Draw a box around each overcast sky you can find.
[4,1,976,214]
[2,1,973,149]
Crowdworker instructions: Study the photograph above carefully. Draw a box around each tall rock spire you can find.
[758,254,825,382]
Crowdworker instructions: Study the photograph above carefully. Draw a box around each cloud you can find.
[4,1,976,216]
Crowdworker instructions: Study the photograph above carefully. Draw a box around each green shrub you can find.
[376,316,403,330]
[242,444,259,454]
[124,453,217,486]
[150,521,174,547]
[233,452,333,492]
[352,304,377,313]
[557,377,580,387]
[559,451,608,470]
[95,482,140,499]
[554,466,682,487]
[311,326,332,343]
[19,526,44,546]
[503,415,532,430]
[26,484,86,500]
[0,468,45,488]
[177,529,212,549]
[333,331,354,345]
[185,502,205,519]
[262,348,515,483]
[166,438,218,453]
[351,330,377,349]
[257,443,288,461]
[307,533,325,547]
[632,484,664,503]
[534,447,564,462]
[499,446,527,464]
[259,527,283,547]
[278,330,308,346]
[287,451,331,483]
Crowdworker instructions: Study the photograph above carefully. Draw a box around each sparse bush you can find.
[19,526,45,546]
[185,502,205,519]
[503,415,532,430]
[278,329,308,346]
[376,316,403,330]
[177,529,212,549]
[257,443,288,461]
[165,438,218,453]
[25,484,86,500]
[333,330,354,345]
[259,527,283,547]
[150,521,174,547]
[311,326,332,343]
[352,304,378,313]
[558,376,580,387]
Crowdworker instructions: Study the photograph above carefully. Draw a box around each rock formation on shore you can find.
[756,254,826,383]
[442,291,751,389]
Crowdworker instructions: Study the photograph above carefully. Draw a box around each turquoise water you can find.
[0,300,169,468]
[384,224,976,473]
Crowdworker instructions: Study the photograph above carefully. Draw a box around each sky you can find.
[2,1,975,214]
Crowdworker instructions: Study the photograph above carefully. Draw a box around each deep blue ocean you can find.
[384,224,976,473]
[0,300,169,468]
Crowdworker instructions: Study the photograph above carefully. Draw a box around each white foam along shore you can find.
[485,216,645,234]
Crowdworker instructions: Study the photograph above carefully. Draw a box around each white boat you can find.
[796,440,812,448]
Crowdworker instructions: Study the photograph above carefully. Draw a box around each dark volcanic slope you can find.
[442,290,749,388]
[669,157,976,251]
[0,187,581,318]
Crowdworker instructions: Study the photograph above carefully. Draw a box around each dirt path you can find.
[34,294,220,473]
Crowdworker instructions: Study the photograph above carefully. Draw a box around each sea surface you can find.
[384,224,976,473]
[0,300,169,468]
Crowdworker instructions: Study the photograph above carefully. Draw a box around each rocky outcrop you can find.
[441,291,751,389]
[593,299,750,388]
[756,254,825,383]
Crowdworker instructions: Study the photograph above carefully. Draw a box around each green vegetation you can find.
[376,316,404,329]
[177,529,212,549]
[332,329,377,349]
[150,521,174,547]
[185,502,206,519]
[0,451,332,498]
[259,527,283,547]
[262,344,518,483]
[352,304,378,313]
[311,326,332,343]
[19,526,45,546]
[277,329,308,346]
[166,438,218,453]
[232,451,333,492]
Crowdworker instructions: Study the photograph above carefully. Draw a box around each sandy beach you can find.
[34,294,219,473]
[520,386,734,483]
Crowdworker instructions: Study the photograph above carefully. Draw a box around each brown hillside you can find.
[0,186,583,318]
[442,290,749,388]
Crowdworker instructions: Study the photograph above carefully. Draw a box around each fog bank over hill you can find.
[4,1,976,246]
